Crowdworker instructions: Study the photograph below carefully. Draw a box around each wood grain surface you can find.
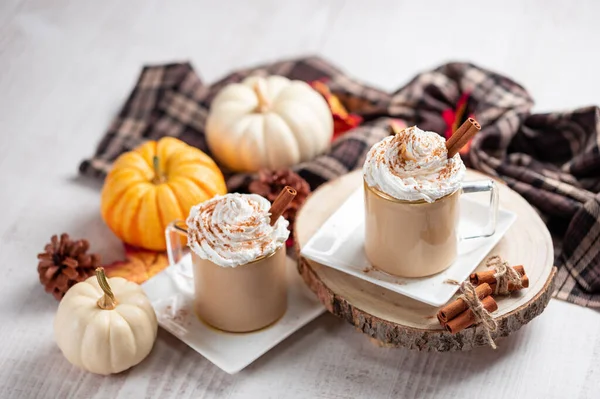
[1,1,600,398]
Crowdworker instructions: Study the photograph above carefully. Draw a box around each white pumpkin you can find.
[54,268,157,375]
[206,75,334,172]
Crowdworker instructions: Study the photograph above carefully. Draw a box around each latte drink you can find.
[186,193,289,332]
[363,126,466,277]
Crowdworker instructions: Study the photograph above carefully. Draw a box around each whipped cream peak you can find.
[186,193,289,267]
[363,126,465,202]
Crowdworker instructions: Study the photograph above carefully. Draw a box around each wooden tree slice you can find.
[294,170,556,351]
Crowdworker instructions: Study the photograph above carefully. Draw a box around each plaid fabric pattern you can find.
[80,56,600,308]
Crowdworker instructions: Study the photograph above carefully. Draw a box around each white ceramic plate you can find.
[300,187,517,307]
[142,254,324,374]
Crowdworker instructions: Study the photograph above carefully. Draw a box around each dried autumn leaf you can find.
[311,80,363,140]
[103,244,169,284]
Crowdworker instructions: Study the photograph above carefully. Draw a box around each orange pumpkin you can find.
[101,137,227,251]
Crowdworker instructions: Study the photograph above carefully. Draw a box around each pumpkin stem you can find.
[95,267,117,310]
[152,156,165,184]
[253,80,270,112]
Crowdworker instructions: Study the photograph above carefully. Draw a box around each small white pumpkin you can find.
[54,268,157,375]
[206,75,334,172]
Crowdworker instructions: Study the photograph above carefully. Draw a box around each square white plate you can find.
[300,187,517,307]
[142,254,324,374]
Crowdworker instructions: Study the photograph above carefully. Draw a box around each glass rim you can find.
[363,179,458,205]
[193,243,283,267]
[246,245,282,264]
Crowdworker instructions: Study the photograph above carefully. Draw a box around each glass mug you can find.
[364,179,499,278]
[165,220,287,333]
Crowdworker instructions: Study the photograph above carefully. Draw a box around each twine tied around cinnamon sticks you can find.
[443,279,498,349]
[487,256,523,295]
[470,256,529,294]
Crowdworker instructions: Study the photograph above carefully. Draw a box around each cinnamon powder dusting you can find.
[186,193,290,267]
[363,125,465,202]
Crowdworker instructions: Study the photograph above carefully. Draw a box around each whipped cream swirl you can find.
[187,193,289,268]
[363,126,465,202]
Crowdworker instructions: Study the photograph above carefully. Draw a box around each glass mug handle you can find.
[165,220,188,265]
[460,180,499,239]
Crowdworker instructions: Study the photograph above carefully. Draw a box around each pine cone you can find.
[37,233,100,300]
[248,169,311,234]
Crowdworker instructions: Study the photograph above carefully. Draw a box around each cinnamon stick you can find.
[445,118,472,150]
[445,295,498,334]
[437,283,492,323]
[389,120,403,135]
[437,312,446,327]
[446,118,481,158]
[470,265,526,286]
[269,186,297,226]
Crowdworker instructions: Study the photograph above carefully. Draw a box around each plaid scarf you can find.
[80,57,600,308]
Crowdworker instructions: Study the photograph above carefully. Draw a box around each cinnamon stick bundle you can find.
[470,265,529,291]
[437,283,492,323]
[470,265,524,285]
[446,118,481,158]
[445,296,498,334]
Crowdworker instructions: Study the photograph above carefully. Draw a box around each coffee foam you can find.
[186,193,289,267]
[363,126,465,202]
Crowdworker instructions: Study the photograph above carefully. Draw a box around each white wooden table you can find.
[1,1,600,398]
